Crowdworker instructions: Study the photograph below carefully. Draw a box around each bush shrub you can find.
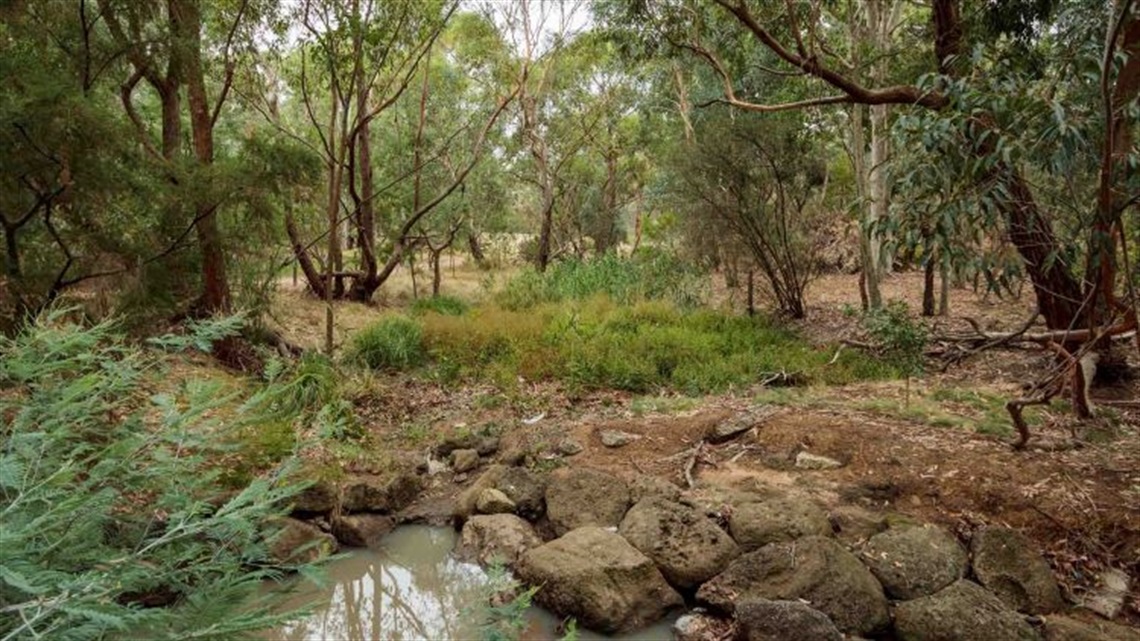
[349,315,426,371]
[0,310,317,640]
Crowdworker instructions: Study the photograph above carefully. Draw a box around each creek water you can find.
[269,525,677,641]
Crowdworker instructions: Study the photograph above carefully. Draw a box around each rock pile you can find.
[450,460,1127,641]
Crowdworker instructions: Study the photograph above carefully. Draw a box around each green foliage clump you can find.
[0,310,316,640]
[411,296,895,394]
[411,295,470,316]
[349,315,427,371]
[864,301,928,375]
[864,301,929,404]
[495,251,706,311]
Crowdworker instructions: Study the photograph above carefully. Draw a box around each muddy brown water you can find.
[269,525,677,641]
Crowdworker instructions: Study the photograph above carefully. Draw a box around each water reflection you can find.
[274,526,489,641]
[269,525,677,641]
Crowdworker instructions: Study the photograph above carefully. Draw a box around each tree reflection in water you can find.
[274,526,490,641]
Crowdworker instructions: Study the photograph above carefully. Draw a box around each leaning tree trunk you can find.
[933,0,1083,332]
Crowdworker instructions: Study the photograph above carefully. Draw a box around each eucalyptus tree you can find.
[276,1,515,329]
[102,0,279,315]
[612,0,1140,341]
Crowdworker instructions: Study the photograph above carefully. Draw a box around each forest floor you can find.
[266,263,1140,624]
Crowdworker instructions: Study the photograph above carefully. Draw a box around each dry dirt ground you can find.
[272,266,1140,625]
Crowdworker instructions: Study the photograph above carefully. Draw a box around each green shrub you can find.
[411,295,469,316]
[864,301,928,404]
[349,315,426,370]
[0,310,317,640]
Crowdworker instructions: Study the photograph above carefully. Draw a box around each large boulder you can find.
[627,474,682,504]
[618,497,741,589]
[971,526,1066,614]
[862,524,967,599]
[697,536,890,637]
[728,497,833,551]
[894,580,1041,641]
[735,598,843,641]
[495,466,547,521]
[545,468,631,536]
[517,527,683,634]
[341,471,423,514]
[680,479,785,518]
[266,517,337,565]
[829,505,888,544]
[455,514,543,570]
[330,514,395,548]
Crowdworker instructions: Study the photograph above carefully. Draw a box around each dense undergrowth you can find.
[0,311,327,640]
[349,257,898,393]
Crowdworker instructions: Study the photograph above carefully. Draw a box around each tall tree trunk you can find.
[939,254,950,316]
[173,0,229,314]
[848,103,882,309]
[923,253,936,316]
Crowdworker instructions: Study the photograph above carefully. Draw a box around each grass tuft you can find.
[348,315,426,370]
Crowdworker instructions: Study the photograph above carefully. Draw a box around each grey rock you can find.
[545,467,631,536]
[1079,568,1130,620]
[341,472,423,514]
[894,579,1041,641]
[495,466,547,521]
[680,483,780,519]
[450,448,481,473]
[266,517,337,565]
[697,536,889,637]
[290,481,337,514]
[618,497,741,589]
[557,439,584,456]
[599,429,641,448]
[455,465,507,519]
[456,514,542,570]
[330,514,395,548]
[862,524,967,599]
[735,598,843,641]
[706,407,773,444]
[795,451,844,470]
[728,497,833,551]
[475,488,516,515]
[517,527,683,634]
[972,526,1066,614]
[829,505,888,543]
[628,474,683,504]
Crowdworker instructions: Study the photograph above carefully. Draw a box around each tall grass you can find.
[347,315,426,370]
[495,250,706,310]
[350,295,897,394]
